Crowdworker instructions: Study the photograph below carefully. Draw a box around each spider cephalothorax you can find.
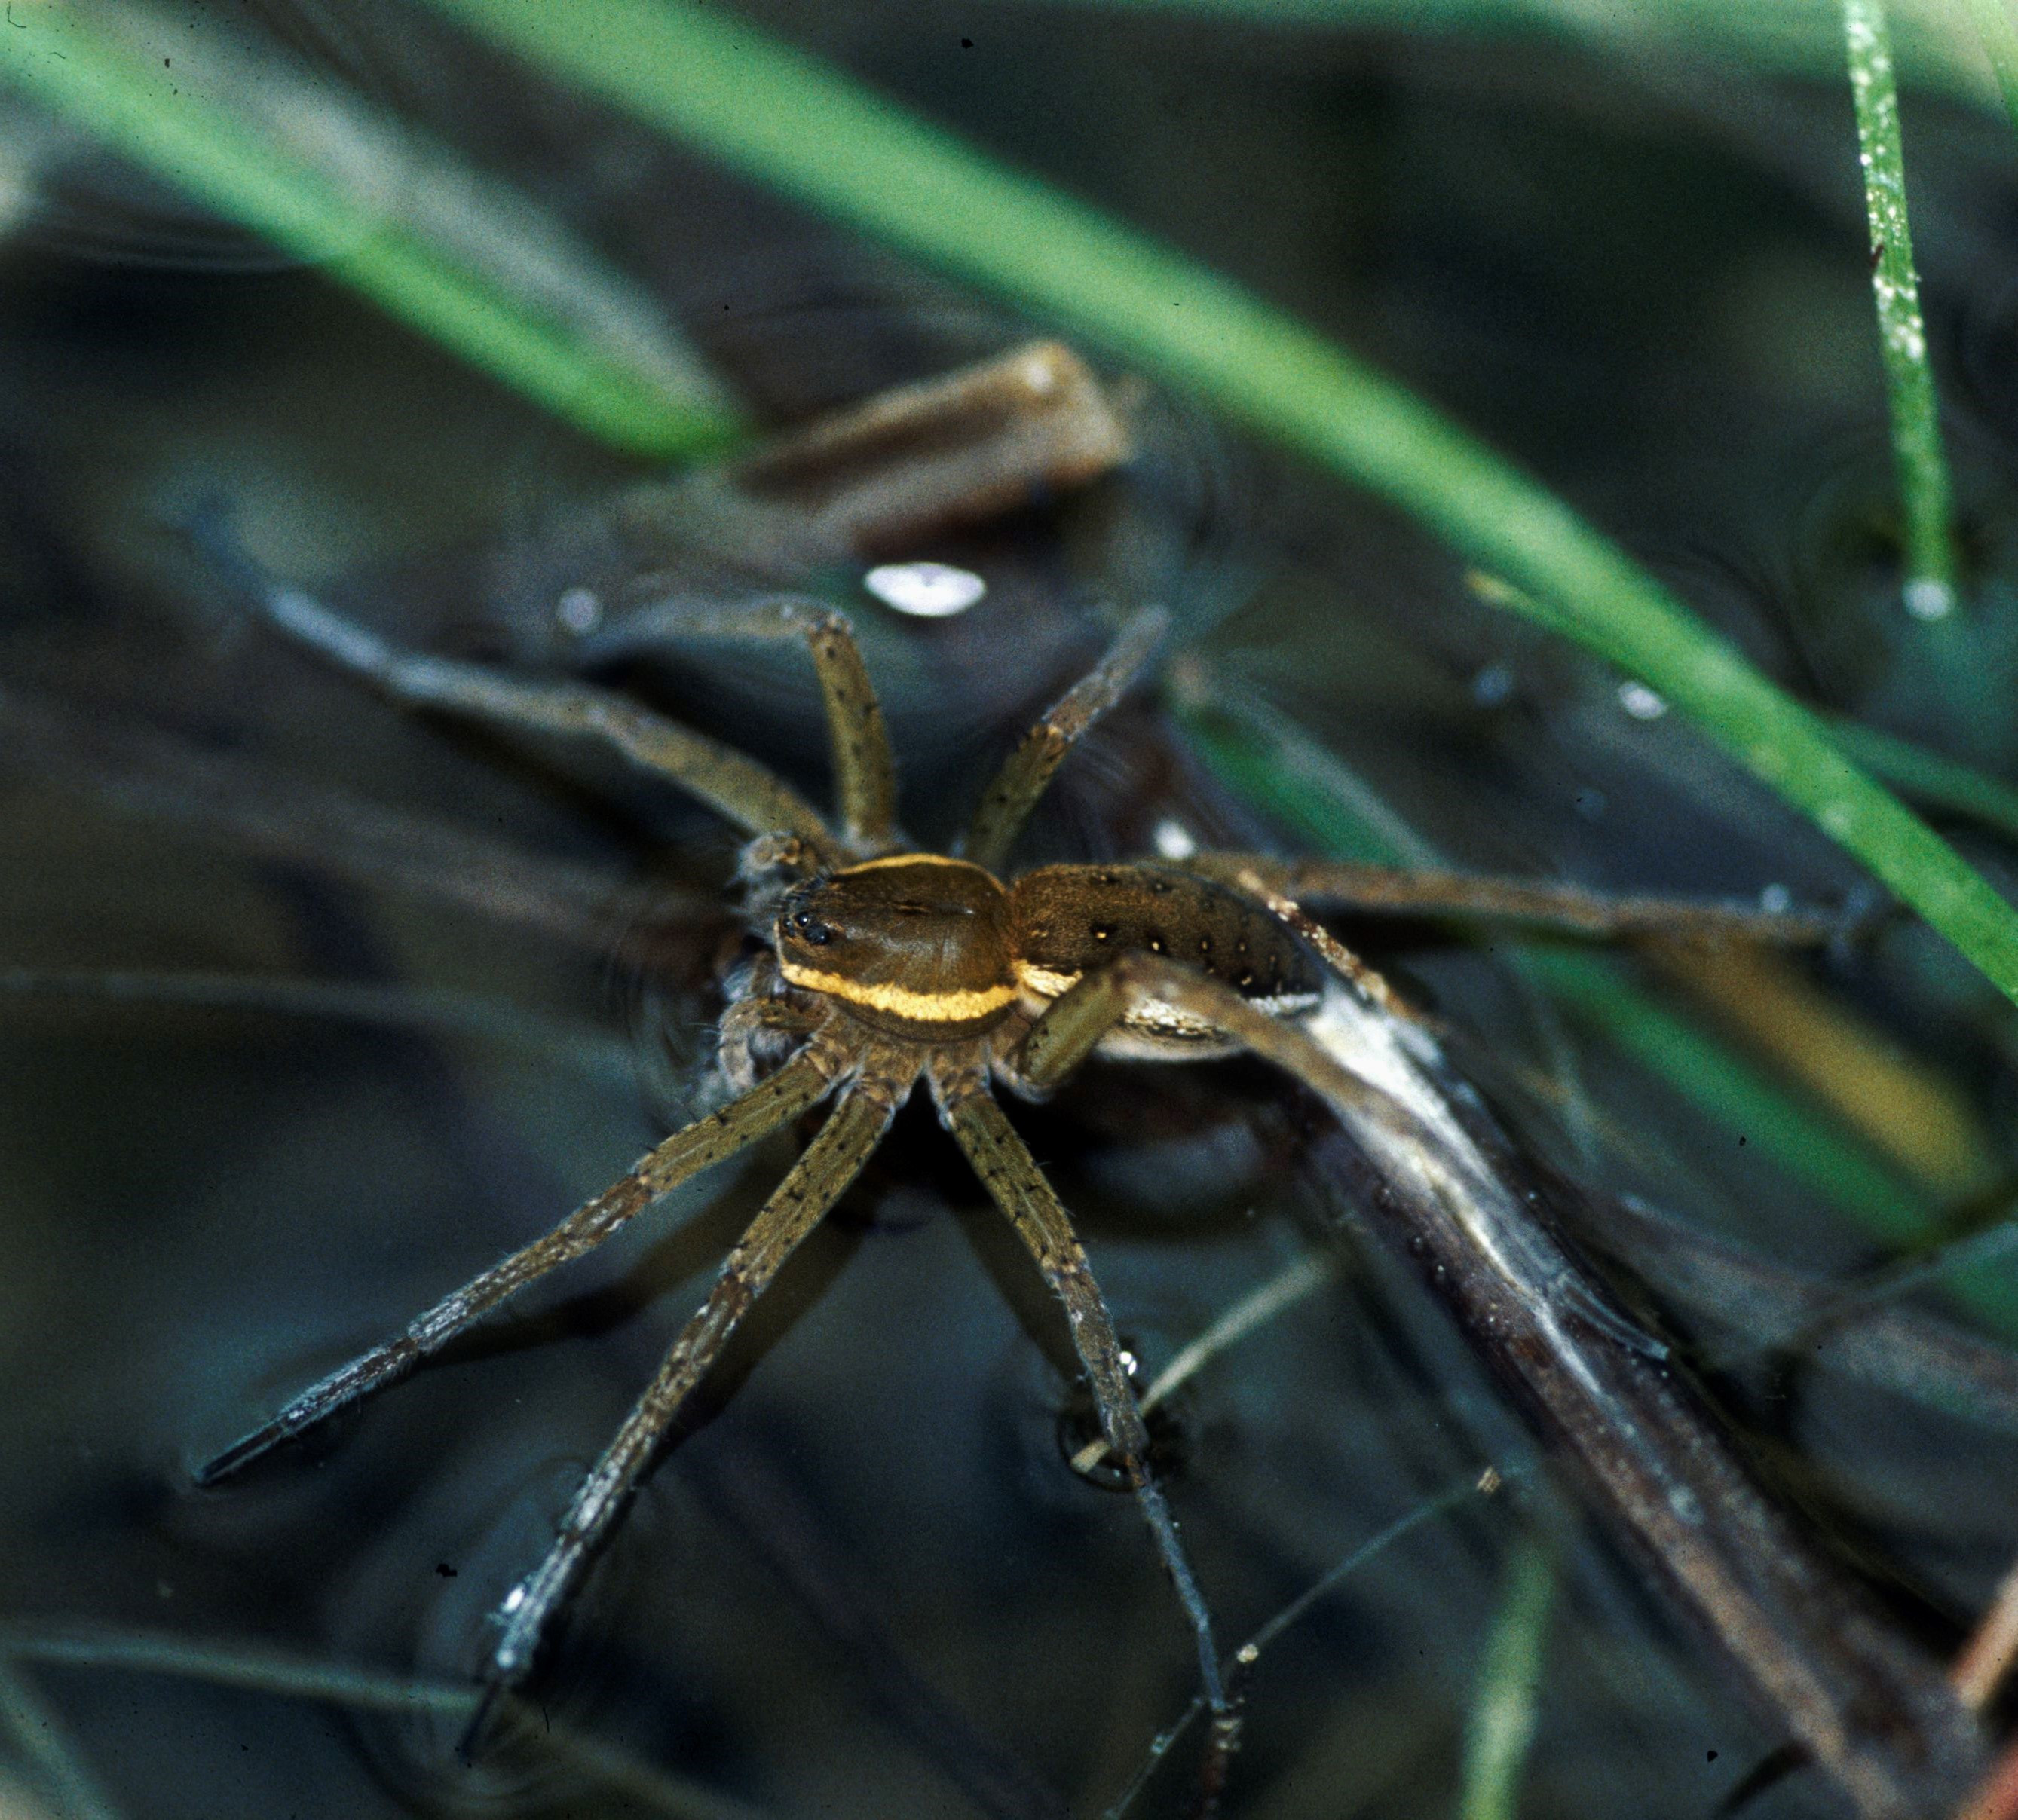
[190,535,1847,1812]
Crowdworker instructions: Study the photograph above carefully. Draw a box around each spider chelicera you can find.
[189,531,1842,1808]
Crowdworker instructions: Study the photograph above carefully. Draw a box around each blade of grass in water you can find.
[0,6,740,459]
[1961,0,2018,137]
[1174,676,2018,1337]
[412,0,2018,1011]
[1031,0,2001,111]
[1827,716,2018,846]
[1474,571,2018,851]
[1844,0,1961,621]
[1458,1538,1556,1820]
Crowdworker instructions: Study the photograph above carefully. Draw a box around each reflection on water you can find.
[2,7,2016,1818]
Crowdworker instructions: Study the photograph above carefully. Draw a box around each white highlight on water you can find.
[864,561,987,618]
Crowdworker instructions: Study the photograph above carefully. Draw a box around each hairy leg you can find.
[939,1084,1240,1816]
[586,597,899,852]
[963,608,1169,874]
[473,1080,899,1721]
[1186,854,1852,947]
[197,1047,844,1484]
[187,515,833,845]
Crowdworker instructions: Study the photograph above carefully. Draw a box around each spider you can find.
[188,525,1843,1810]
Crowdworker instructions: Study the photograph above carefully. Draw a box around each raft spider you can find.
[190,537,1843,1809]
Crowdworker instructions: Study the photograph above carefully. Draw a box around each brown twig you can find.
[1955,1557,2018,1714]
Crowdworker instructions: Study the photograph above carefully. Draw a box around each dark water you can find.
[2,5,2016,1817]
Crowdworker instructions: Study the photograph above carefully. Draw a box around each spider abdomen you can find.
[1009,864,1323,1055]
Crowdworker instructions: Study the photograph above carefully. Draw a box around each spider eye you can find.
[792,911,836,947]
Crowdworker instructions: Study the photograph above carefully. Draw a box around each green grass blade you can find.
[1961,0,2018,136]
[1174,682,1934,1230]
[1826,716,2018,845]
[1458,1537,1555,1820]
[412,0,2018,1008]
[1844,0,1960,619]
[0,7,741,459]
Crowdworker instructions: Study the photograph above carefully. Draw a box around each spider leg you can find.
[962,607,1170,873]
[195,1046,844,1485]
[585,597,898,852]
[938,1084,1240,1817]
[185,512,833,846]
[718,989,825,1093]
[1010,938,1992,1815]
[1187,854,1851,947]
[470,1078,899,1733]
[1012,951,1398,1139]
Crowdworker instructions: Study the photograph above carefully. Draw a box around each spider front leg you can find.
[196,1045,844,1485]
[935,1081,1241,1818]
[582,595,899,851]
[185,513,836,846]
[963,607,1169,874]
[470,1075,899,1742]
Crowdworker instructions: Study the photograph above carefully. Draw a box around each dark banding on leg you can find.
[186,516,831,844]
[940,1086,1240,1816]
[196,1048,844,1485]
[963,608,1169,875]
[470,1079,900,1730]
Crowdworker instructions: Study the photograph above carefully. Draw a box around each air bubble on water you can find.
[864,561,986,618]
[1618,681,1667,720]
[1471,662,1514,708]
[556,587,602,634]
[1903,577,1955,622]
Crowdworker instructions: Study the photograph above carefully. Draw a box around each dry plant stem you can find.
[1032,927,1982,1818]
[723,338,1132,555]
[0,681,640,952]
[1954,1556,2018,1711]
[1592,1196,2018,1433]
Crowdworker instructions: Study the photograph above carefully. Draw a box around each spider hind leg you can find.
[464,1076,899,1746]
[194,1048,843,1485]
[936,1078,1241,1817]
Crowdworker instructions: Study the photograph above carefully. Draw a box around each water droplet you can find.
[555,586,602,634]
[1153,818,1198,860]
[1618,681,1667,720]
[1471,662,1514,707]
[863,561,987,618]
[1903,577,1955,621]
[1759,883,1792,914]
